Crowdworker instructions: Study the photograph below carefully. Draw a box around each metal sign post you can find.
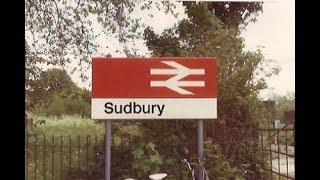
[105,120,111,180]
[92,57,217,180]
[197,119,204,159]
[91,58,217,120]
[197,119,204,180]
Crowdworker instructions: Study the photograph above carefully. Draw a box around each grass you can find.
[28,114,105,136]
[25,114,143,180]
[27,113,141,139]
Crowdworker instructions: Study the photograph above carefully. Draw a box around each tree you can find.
[27,68,91,117]
[44,91,91,118]
[144,2,278,124]
[25,0,179,82]
[270,92,295,122]
[183,1,263,28]
[26,1,275,178]
[142,2,278,178]
[25,40,45,91]
[26,68,76,108]
[25,1,263,81]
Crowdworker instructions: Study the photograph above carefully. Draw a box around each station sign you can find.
[91,57,217,119]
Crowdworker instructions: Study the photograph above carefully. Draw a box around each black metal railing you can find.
[259,127,295,180]
[25,133,105,180]
[25,126,294,180]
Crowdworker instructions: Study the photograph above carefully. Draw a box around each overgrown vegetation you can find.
[26,68,91,118]
[25,1,292,179]
[141,2,278,179]
[271,93,295,122]
[26,116,258,179]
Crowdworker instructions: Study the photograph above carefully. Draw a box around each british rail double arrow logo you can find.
[150,61,205,95]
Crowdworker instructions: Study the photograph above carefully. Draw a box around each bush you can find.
[26,115,143,180]
[31,91,91,118]
[26,115,272,179]
[203,139,245,179]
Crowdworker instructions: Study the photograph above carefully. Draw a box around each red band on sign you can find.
[92,57,217,98]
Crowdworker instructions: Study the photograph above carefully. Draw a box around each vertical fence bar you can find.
[94,135,97,180]
[69,135,72,178]
[137,135,140,146]
[120,134,123,146]
[103,133,106,178]
[94,135,97,179]
[269,130,273,180]
[260,130,264,155]
[26,132,29,179]
[252,128,255,160]
[35,135,38,180]
[61,135,63,180]
[236,140,239,167]
[87,135,89,179]
[43,134,46,180]
[129,134,132,176]
[52,135,55,180]
[112,130,115,146]
[277,132,280,179]
[285,130,289,178]
[78,135,80,180]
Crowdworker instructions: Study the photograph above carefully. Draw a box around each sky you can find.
[39,0,295,99]
[241,0,295,98]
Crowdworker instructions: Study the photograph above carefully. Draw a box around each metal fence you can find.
[206,120,294,180]
[25,126,294,180]
[25,133,190,180]
[259,127,295,179]
[25,134,105,180]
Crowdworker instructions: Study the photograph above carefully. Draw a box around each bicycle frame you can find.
[182,159,196,180]
[182,158,209,180]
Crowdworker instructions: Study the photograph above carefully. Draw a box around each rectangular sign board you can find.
[91,57,217,119]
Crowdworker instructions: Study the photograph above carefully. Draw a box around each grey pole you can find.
[197,119,204,180]
[197,119,204,159]
[105,120,111,180]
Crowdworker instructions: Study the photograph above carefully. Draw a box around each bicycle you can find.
[182,157,209,180]
[124,157,209,180]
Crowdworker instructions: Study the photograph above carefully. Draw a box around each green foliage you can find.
[26,1,277,179]
[130,142,163,179]
[142,2,278,179]
[26,1,263,81]
[26,114,274,179]
[26,132,105,180]
[278,130,294,145]
[26,115,137,180]
[26,68,76,108]
[44,92,91,118]
[270,92,295,122]
[25,0,179,81]
[27,68,91,117]
[236,141,270,179]
[26,115,104,179]
[183,1,263,28]
[29,114,104,136]
[25,40,45,91]
[203,139,245,179]
[203,138,271,179]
